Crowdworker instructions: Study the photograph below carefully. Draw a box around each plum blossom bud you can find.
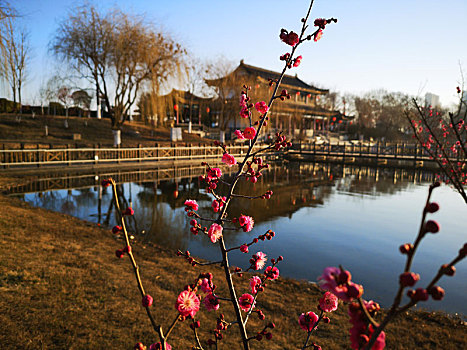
[399,272,420,287]
[410,288,429,302]
[425,202,440,213]
[101,179,112,187]
[338,270,351,284]
[142,294,153,307]
[431,181,441,189]
[441,264,456,276]
[112,225,122,234]
[123,207,134,216]
[428,286,445,300]
[399,243,413,254]
[240,244,249,253]
[424,220,440,233]
[280,53,290,61]
[347,283,363,299]
[115,249,125,258]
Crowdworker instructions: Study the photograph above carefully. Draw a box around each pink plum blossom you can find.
[314,29,323,42]
[175,290,200,318]
[298,311,318,332]
[243,127,256,140]
[207,167,222,180]
[184,199,199,211]
[279,29,299,46]
[239,93,248,106]
[254,101,269,114]
[348,301,385,350]
[240,106,249,118]
[222,153,237,167]
[238,215,254,232]
[234,129,246,139]
[250,276,262,294]
[319,291,338,312]
[265,266,280,280]
[317,267,363,302]
[293,55,302,67]
[252,252,267,270]
[149,342,172,350]
[238,293,256,312]
[212,200,222,212]
[203,293,220,311]
[200,278,211,293]
[314,18,327,29]
[208,223,223,243]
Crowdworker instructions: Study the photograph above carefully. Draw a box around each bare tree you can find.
[407,85,467,203]
[351,90,413,140]
[0,4,29,115]
[51,4,185,145]
[0,1,16,51]
[205,58,254,141]
[183,56,212,131]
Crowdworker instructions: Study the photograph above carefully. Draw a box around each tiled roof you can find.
[238,62,328,94]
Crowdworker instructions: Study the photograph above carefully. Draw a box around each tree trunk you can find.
[18,86,22,115]
[96,83,101,119]
[12,86,16,113]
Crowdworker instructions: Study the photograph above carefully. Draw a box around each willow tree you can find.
[51,5,184,145]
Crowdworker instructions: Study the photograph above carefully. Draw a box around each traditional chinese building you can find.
[138,89,214,128]
[205,60,346,140]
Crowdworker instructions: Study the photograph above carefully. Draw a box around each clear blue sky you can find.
[10,0,467,107]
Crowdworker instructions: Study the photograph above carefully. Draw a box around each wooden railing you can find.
[290,141,463,163]
[0,143,268,168]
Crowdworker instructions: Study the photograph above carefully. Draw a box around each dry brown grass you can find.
[0,194,465,349]
[0,113,211,147]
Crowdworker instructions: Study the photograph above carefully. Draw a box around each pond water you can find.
[12,162,466,316]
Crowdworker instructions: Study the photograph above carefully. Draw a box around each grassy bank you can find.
[0,193,465,349]
[0,114,210,147]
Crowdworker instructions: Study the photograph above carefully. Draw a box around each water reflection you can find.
[12,162,466,316]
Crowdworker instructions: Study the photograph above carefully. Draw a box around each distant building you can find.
[205,60,347,140]
[425,93,440,108]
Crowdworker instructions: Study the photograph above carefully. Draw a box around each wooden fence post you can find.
[37,144,41,167]
[66,144,70,166]
[376,141,379,164]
